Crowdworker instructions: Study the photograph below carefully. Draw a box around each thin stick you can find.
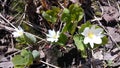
[7,46,31,59]
[0,13,17,29]
[97,1,104,15]
[58,1,65,9]
[23,21,47,35]
[10,11,22,22]
[40,60,59,68]
[91,50,94,68]
[24,32,46,42]
[0,24,15,31]
[59,22,63,32]
[11,2,19,10]
[107,0,111,6]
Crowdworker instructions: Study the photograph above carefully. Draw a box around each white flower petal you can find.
[93,37,102,44]
[18,26,24,32]
[99,34,104,38]
[81,27,90,36]
[46,34,52,38]
[12,26,24,38]
[47,38,55,42]
[54,38,58,42]
[48,30,55,37]
[83,37,91,44]
[57,31,60,35]
[46,29,60,42]
[82,25,104,48]
[90,42,94,48]
[56,31,60,38]
[12,32,20,37]
[91,25,96,31]
[94,28,103,35]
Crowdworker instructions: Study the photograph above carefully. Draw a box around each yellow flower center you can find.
[53,34,57,39]
[18,31,23,35]
[88,32,94,38]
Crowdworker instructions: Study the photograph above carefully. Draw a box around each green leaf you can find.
[14,65,25,68]
[12,55,26,66]
[32,50,40,59]
[73,34,87,58]
[24,32,36,44]
[12,49,33,67]
[20,49,33,66]
[102,36,108,45]
[107,60,113,66]
[81,50,87,58]
[24,51,33,66]
[57,33,68,46]
[16,35,26,44]
[51,6,60,13]
[69,4,84,22]
[61,4,84,23]
[61,8,71,22]
[63,8,70,14]
[69,22,77,35]
[42,12,57,23]
[42,6,60,23]
[62,22,71,33]
[21,49,28,56]
[61,4,84,34]
[73,34,85,51]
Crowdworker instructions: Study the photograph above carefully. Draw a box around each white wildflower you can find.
[81,25,104,48]
[46,29,60,42]
[12,26,24,37]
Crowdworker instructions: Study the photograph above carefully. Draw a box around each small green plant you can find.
[12,49,40,68]
[44,4,84,46]
[61,3,84,35]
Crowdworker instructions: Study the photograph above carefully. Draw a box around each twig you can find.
[24,32,46,42]
[91,50,94,68]
[7,46,31,59]
[11,2,19,10]
[17,4,28,26]
[107,0,111,6]
[0,24,15,31]
[16,13,24,25]
[116,1,120,15]
[0,13,17,29]
[40,60,60,68]
[91,17,102,22]
[59,21,63,32]
[83,11,86,23]
[58,2,65,9]
[97,1,104,15]
[23,21,47,35]
[10,34,14,50]
[10,11,22,22]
